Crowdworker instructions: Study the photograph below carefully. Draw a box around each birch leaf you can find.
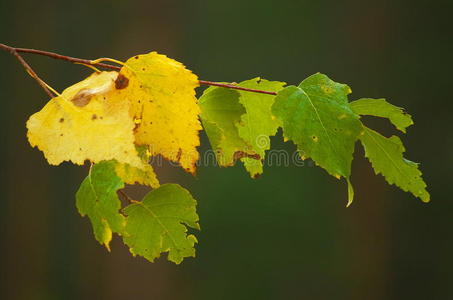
[118,52,201,173]
[26,71,144,168]
[76,161,125,250]
[350,98,413,133]
[359,127,430,202]
[236,78,286,177]
[123,184,200,264]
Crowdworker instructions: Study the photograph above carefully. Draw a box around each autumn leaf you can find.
[118,52,202,174]
[114,146,160,188]
[26,71,145,169]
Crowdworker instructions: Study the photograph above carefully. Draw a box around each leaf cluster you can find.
[25,51,429,263]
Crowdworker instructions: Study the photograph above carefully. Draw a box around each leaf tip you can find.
[346,178,354,207]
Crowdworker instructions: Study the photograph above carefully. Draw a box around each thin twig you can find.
[0,44,121,71]
[1,44,55,98]
[198,80,277,95]
[0,43,277,96]
[118,189,139,204]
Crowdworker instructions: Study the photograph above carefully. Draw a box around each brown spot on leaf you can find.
[59,118,64,123]
[233,151,261,161]
[115,74,129,90]
[176,148,182,161]
[71,89,93,107]
[92,114,97,120]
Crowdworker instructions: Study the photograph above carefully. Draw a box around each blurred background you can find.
[0,0,452,299]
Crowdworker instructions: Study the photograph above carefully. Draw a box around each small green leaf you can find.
[199,86,248,166]
[199,78,285,177]
[76,161,126,250]
[359,127,430,202]
[350,98,413,133]
[123,184,200,264]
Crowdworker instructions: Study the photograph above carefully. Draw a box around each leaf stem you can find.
[0,43,277,96]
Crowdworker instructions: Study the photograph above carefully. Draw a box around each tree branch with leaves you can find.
[0,43,430,264]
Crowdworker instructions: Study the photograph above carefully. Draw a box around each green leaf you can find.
[298,72,352,105]
[272,74,362,177]
[76,161,126,250]
[123,184,200,264]
[359,127,430,202]
[199,78,285,177]
[236,78,286,177]
[350,98,413,133]
[199,86,248,166]
[272,73,363,205]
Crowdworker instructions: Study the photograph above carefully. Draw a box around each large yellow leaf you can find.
[27,71,145,168]
[118,52,201,173]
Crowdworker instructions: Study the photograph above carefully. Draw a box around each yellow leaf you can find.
[27,71,145,168]
[118,52,201,173]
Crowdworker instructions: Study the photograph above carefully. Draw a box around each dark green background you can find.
[1,0,451,299]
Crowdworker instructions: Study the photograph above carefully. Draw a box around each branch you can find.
[0,43,277,96]
[198,80,277,95]
[1,44,55,98]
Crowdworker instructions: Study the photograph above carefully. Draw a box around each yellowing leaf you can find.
[235,78,286,177]
[118,52,201,173]
[115,162,159,188]
[198,78,285,178]
[114,147,160,188]
[27,71,145,168]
